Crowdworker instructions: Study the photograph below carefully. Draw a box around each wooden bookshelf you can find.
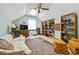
[61,12,77,42]
[42,18,55,37]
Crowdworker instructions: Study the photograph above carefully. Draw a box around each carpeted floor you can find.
[25,37,56,55]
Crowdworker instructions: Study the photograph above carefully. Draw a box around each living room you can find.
[0,3,79,55]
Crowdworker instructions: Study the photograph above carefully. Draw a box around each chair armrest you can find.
[0,49,24,55]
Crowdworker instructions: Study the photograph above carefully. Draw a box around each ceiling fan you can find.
[32,3,49,13]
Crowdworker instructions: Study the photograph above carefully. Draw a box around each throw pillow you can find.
[11,32,20,38]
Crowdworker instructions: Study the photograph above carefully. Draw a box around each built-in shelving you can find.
[42,19,55,37]
[61,12,77,42]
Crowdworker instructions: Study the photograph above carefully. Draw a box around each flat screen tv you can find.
[20,25,28,30]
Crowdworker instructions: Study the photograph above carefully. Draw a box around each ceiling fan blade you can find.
[38,9,40,13]
[41,8,49,10]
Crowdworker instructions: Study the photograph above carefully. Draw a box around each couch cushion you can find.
[11,39,32,54]
[11,32,20,39]
[11,32,16,39]
[0,38,14,50]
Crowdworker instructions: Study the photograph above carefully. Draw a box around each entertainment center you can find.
[11,24,29,37]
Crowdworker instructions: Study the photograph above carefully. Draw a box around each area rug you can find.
[25,37,56,55]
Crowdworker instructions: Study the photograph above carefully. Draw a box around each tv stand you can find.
[14,30,29,37]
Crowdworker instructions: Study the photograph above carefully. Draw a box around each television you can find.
[20,25,28,30]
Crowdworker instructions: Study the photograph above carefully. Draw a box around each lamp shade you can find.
[11,24,16,28]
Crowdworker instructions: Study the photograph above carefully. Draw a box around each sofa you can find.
[0,34,32,55]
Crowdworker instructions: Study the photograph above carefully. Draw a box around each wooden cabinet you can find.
[15,30,29,37]
[61,12,77,42]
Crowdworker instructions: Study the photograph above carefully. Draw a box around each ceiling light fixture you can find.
[29,9,38,15]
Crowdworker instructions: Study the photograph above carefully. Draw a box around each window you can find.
[28,20,36,30]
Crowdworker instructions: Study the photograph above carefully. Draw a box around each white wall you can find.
[0,3,27,20]
[0,3,27,36]
[42,3,79,39]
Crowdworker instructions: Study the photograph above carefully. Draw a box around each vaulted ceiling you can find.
[0,3,52,21]
[0,3,79,21]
